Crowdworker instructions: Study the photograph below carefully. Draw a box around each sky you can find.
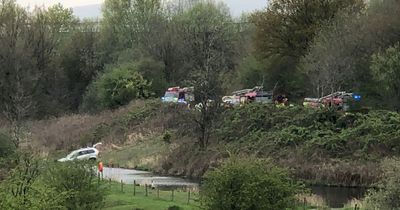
[16,0,266,18]
[17,0,105,8]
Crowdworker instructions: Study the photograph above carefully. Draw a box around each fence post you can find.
[187,190,190,204]
[121,180,123,192]
[171,189,174,201]
[109,178,111,189]
[133,180,136,196]
[145,184,148,197]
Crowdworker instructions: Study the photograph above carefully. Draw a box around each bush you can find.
[81,65,152,112]
[364,158,400,209]
[0,130,14,158]
[0,154,66,210]
[41,161,106,210]
[201,157,301,210]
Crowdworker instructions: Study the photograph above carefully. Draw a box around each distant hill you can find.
[72,0,266,19]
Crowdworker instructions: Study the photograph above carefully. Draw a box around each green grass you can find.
[103,182,200,210]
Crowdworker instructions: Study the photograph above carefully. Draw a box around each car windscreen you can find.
[164,92,178,98]
[66,151,78,159]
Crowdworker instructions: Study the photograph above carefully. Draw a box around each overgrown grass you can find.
[100,135,169,170]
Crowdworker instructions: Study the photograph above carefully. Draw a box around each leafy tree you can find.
[238,55,264,88]
[251,0,364,96]
[58,20,103,110]
[371,44,400,110]
[81,65,152,112]
[201,157,301,210]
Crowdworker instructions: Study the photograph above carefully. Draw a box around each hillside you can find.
[29,100,400,187]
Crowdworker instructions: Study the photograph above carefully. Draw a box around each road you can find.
[102,167,198,189]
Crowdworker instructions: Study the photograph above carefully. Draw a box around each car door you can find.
[76,150,88,160]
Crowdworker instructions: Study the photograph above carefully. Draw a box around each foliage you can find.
[217,104,400,159]
[41,161,106,210]
[251,0,364,96]
[201,157,301,210]
[364,158,400,210]
[0,154,67,210]
[238,55,265,88]
[81,65,152,112]
[0,130,14,158]
[371,43,400,110]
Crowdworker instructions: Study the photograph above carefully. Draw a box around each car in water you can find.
[58,143,102,162]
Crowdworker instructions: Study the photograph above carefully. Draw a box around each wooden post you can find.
[171,189,174,201]
[133,180,136,196]
[187,190,191,204]
[145,184,148,197]
[121,180,123,192]
[109,178,111,189]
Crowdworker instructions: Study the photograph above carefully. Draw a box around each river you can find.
[102,167,367,208]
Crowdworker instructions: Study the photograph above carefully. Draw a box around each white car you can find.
[58,143,101,162]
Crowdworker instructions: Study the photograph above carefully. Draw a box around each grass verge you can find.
[103,182,200,210]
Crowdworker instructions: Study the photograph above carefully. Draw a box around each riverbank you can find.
[27,100,399,188]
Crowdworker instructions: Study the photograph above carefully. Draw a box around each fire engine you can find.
[303,91,361,111]
[161,87,194,104]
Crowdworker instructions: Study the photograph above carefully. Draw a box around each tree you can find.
[302,0,400,108]
[178,1,236,149]
[251,0,364,96]
[201,157,301,210]
[81,64,152,112]
[0,0,43,146]
[302,10,364,97]
[371,44,400,110]
[58,20,103,110]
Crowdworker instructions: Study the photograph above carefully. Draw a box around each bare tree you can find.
[178,1,235,149]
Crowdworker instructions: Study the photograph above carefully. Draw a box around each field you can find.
[103,182,199,210]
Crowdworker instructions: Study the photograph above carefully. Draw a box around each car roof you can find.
[72,147,98,153]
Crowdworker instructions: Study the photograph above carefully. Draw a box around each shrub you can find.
[201,157,301,210]
[81,65,152,112]
[0,154,66,210]
[41,161,106,210]
[363,158,400,209]
[0,130,14,158]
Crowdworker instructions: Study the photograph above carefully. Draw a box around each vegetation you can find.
[82,64,152,112]
[201,157,301,210]
[3,0,400,208]
[0,155,105,210]
[363,158,400,210]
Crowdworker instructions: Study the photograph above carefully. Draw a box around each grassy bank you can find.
[27,100,400,187]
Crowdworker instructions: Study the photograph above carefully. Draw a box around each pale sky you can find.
[17,0,105,8]
[16,0,266,18]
